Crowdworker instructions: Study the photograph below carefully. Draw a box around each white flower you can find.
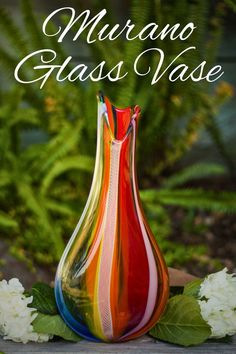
[0,278,52,344]
[198,268,236,338]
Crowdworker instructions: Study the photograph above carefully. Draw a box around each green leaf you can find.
[149,295,211,346]
[183,279,202,298]
[28,283,58,315]
[33,313,81,342]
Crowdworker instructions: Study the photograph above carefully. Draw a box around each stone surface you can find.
[168,267,197,286]
[0,335,235,354]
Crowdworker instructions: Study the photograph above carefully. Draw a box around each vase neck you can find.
[91,94,141,199]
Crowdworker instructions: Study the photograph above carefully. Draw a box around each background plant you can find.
[0,0,235,272]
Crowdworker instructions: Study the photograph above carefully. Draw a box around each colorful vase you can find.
[55,92,169,342]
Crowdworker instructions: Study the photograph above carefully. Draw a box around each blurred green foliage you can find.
[0,0,236,270]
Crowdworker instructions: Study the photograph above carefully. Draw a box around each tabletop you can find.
[0,335,235,354]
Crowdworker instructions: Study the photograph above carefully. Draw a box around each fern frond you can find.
[206,115,235,175]
[0,7,28,56]
[21,143,46,165]
[41,155,93,194]
[10,108,40,127]
[32,122,83,175]
[0,212,18,230]
[45,199,77,216]
[224,0,236,11]
[21,0,47,50]
[141,188,236,213]
[0,171,12,188]
[162,163,226,189]
[17,182,49,222]
[0,47,18,77]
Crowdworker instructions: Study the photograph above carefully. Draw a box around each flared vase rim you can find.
[97,91,141,143]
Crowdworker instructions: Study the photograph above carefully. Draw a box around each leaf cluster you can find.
[27,283,81,341]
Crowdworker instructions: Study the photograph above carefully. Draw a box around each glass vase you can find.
[55,92,169,342]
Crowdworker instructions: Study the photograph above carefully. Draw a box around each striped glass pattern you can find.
[55,93,169,342]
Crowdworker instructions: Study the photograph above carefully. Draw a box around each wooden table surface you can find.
[1,335,235,354]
